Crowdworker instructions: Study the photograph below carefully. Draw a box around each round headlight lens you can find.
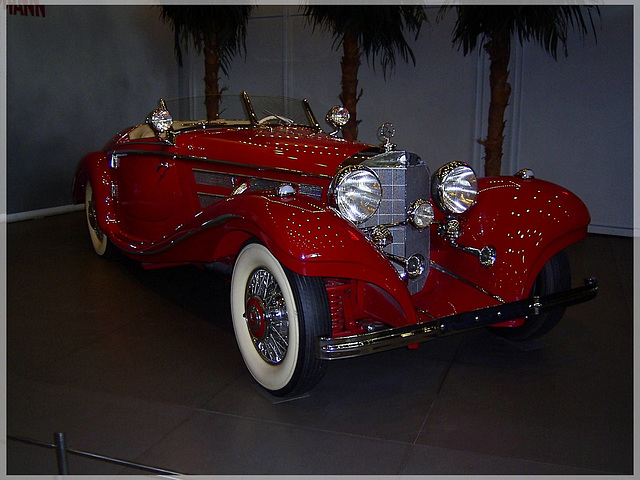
[329,165,381,224]
[431,162,478,214]
[408,199,435,229]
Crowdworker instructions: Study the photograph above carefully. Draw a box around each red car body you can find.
[74,92,597,396]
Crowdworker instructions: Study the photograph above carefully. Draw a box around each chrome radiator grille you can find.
[361,151,431,294]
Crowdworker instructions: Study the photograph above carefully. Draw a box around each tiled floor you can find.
[5,211,634,475]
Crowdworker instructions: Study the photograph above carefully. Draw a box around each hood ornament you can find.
[378,122,397,152]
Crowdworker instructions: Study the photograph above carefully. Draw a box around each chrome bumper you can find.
[316,277,598,360]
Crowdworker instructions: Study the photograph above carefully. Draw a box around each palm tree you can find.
[303,6,427,140]
[438,6,600,176]
[159,5,253,120]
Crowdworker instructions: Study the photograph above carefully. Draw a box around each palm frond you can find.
[439,5,600,59]
[303,5,428,77]
[159,5,253,73]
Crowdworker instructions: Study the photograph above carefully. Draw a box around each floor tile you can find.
[203,338,463,443]
[401,443,613,475]
[6,213,634,475]
[7,378,194,475]
[411,234,634,474]
[133,409,413,475]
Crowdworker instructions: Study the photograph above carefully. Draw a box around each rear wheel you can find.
[230,242,330,396]
[84,181,118,258]
[491,250,571,341]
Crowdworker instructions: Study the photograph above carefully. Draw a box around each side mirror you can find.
[326,105,350,137]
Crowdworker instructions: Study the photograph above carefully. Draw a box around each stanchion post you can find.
[53,432,70,475]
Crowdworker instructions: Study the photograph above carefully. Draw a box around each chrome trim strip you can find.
[430,260,505,303]
[317,277,598,360]
[110,148,333,180]
[118,141,167,148]
[416,308,437,322]
[196,191,226,198]
[114,214,243,256]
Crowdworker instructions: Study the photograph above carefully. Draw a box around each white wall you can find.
[6,5,178,214]
[517,6,633,236]
[5,5,634,236]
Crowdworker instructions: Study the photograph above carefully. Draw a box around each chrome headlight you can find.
[329,165,382,224]
[431,162,478,214]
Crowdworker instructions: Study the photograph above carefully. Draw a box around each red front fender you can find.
[427,176,590,314]
[211,194,415,319]
[91,192,417,324]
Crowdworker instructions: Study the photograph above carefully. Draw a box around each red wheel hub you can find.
[246,296,267,340]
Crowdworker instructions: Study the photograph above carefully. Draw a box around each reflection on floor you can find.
[6,212,634,474]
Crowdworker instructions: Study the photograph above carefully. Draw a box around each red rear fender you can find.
[73,152,116,235]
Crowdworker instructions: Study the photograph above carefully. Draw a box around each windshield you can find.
[163,92,321,129]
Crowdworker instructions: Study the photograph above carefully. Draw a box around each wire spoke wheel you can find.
[231,242,331,396]
[245,268,289,364]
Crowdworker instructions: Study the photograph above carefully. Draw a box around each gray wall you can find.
[5,5,633,236]
[6,5,178,214]
[517,5,633,236]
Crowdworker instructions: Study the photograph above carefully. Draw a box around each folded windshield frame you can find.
[162,91,322,131]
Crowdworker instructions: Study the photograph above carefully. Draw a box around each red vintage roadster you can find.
[73,92,597,396]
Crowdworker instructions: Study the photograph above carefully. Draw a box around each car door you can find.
[112,150,185,241]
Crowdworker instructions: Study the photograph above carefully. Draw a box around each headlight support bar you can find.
[438,217,497,267]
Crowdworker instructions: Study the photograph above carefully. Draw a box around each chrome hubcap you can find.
[245,268,289,364]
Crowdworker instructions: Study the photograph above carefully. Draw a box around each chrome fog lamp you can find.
[406,254,426,279]
[329,165,382,224]
[407,199,434,229]
[148,99,173,136]
[431,162,478,214]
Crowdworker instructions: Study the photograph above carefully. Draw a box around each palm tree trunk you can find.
[482,35,511,176]
[339,29,361,141]
[203,25,220,120]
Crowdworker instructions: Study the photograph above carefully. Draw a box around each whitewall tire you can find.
[230,242,330,396]
[84,181,118,258]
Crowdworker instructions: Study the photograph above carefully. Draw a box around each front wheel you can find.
[490,250,571,341]
[230,242,331,396]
